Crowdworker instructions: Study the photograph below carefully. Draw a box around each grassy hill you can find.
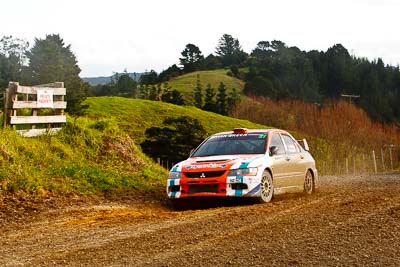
[83,97,265,143]
[0,118,166,196]
[167,69,245,101]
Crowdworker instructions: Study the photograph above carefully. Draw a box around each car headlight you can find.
[168,171,181,179]
[228,168,258,176]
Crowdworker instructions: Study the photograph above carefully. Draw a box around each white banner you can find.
[37,90,54,108]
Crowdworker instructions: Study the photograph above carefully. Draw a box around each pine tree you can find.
[161,82,172,102]
[203,83,216,112]
[194,74,203,108]
[216,82,228,115]
[149,85,157,100]
[171,89,184,105]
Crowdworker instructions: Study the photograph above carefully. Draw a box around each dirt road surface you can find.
[1,174,400,266]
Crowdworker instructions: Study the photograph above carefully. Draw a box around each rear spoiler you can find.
[297,139,310,151]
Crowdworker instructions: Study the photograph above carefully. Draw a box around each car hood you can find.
[179,154,264,172]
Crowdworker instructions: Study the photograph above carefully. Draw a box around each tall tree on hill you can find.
[159,64,182,82]
[149,85,158,100]
[0,36,29,89]
[203,83,216,112]
[161,82,172,102]
[203,54,222,69]
[140,70,159,85]
[227,88,241,110]
[322,43,353,98]
[215,34,247,67]
[179,43,204,73]
[170,89,185,105]
[117,72,138,97]
[216,82,228,115]
[194,74,203,108]
[26,34,90,114]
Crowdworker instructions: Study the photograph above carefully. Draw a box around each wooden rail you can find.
[3,81,67,137]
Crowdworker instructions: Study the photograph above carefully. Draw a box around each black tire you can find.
[304,170,315,195]
[258,170,274,203]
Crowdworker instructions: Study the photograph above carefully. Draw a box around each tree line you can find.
[2,33,400,123]
[141,34,400,124]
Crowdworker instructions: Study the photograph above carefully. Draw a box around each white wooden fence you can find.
[3,81,67,137]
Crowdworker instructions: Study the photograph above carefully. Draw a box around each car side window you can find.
[282,134,299,154]
[270,134,286,155]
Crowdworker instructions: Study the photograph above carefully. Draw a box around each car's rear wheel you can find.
[259,171,274,203]
[304,170,315,195]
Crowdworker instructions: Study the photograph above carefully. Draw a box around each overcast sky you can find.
[2,0,400,77]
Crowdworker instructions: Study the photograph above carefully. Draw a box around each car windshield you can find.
[192,133,268,157]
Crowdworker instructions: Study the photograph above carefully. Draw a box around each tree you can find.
[203,83,216,112]
[116,72,138,97]
[0,36,29,88]
[227,88,241,112]
[159,64,182,82]
[161,82,172,102]
[140,70,159,85]
[216,82,228,115]
[194,74,203,108]
[203,54,222,70]
[170,89,185,105]
[26,34,89,115]
[215,34,247,67]
[149,85,158,100]
[141,116,207,163]
[179,43,204,73]
[139,84,150,99]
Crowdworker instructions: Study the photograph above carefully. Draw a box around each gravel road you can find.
[1,174,399,266]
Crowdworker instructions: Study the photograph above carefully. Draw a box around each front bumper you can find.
[166,175,262,199]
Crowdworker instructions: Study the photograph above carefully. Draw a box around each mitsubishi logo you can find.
[200,173,206,178]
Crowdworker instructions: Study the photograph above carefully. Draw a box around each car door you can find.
[269,133,290,189]
[281,134,304,187]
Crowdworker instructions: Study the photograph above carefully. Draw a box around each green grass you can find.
[0,117,166,196]
[83,97,266,144]
[167,69,245,100]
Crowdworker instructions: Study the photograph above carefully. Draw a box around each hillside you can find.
[0,118,167,196]
[83,96,264,143]
[167,69,245,99]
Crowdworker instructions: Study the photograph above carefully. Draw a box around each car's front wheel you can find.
[304,170,315,195]
[258,170,274,203]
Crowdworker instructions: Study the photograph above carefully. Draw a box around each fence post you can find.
[345,158,349,174]
[362,154,366,173]
[381,148,385,172]
[353,157,356,174]
[3,89,8,128]
[389,146,393,171]
[372,150,377,173]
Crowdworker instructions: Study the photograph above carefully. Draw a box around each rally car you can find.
[166,128,317,206]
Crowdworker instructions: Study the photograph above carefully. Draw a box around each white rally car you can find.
[167,128,318,205]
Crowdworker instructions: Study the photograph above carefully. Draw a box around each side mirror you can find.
[302,139,310,151]
[269,146,279,156]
